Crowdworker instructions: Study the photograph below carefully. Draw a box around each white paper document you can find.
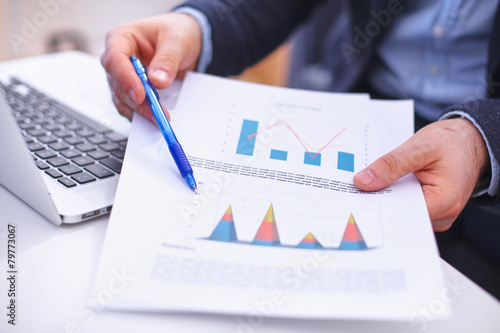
[94,73,447,320]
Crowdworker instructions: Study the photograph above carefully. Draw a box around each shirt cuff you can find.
[173,7,213,73]
[439,111,500,198]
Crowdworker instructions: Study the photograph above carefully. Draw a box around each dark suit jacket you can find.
[181,0,500,204]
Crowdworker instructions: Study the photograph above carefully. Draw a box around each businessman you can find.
[101,0,500,285]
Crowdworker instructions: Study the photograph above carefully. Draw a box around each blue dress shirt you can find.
[368,0,499,197]
[368,0,498,121]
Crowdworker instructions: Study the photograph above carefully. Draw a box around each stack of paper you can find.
[93,72,446,320]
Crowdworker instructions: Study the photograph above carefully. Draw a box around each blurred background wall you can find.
[1,0,183,61]
[0,0,288,86]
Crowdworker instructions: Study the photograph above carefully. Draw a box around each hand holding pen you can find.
[100,13,202,121]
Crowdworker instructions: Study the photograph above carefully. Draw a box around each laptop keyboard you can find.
[0,76,127,188]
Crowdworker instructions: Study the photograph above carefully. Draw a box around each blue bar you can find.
[270,149,288,161]
[304,152,321,166]
[338,151,355,172]
[236,119,259,156]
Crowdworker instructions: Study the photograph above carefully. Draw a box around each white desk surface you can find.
[0,51,499,333]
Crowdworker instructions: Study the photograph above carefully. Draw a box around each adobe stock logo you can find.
[340,0,405,63]
[7,0,72,54]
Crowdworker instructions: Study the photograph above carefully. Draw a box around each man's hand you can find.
[100,13,202,121]
[353,118,489,231]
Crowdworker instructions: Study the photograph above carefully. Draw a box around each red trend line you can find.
[247,120,347,159]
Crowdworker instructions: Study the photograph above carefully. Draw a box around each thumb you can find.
[147,45,180,90]
[147,13,202,89]
[353,136,435,191]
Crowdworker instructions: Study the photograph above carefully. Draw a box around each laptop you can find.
[0,75,127,225]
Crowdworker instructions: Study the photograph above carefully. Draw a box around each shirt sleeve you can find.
[439,111,500,199]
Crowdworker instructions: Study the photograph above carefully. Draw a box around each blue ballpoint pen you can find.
[130,55,197,192]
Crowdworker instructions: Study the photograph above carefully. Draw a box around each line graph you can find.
[247,119,347,159]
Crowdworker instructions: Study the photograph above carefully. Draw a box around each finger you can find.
[353,135,436,191]
[147,37,181,89]
[101,30,145,105]
[136,102,171,123]
[107,74,139,112]
[106,58,171,124]
[113,92,171,124]
[111,93,135,121]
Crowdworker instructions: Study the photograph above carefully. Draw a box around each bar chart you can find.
[236,119,259,156]
[235,118,356,172]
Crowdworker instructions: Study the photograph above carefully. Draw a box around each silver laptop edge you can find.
[0,88,118,224]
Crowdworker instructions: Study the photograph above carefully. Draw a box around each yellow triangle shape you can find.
[348,213,356,224]
[304,232,315,240]
[225,205,232,215]
[263,203,275,223]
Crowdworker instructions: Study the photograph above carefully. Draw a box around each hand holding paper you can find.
[355,118,489,231]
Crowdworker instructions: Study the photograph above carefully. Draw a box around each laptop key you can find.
[105,132,128,142]
[47,157,69,167]
[36,160,50,170]
[88,150,109,160]
[76,143,97,152]
[100,157,122,174]
[35,149,57,159]
[85,164,115,179]
[48,141,70,151]
[19,122,35,130]
[72,156,94,166]
[64,136,84,145]
[99,142,120,152]
[45,168,63,178]
[24,135,34,144]
[43,108,59,118]
[32,117,50,125]
[111,147,126,159]
[42,123,60,132]
[38,135,58,144]
[27,128,46,137]
[60,149,81,159]
[59,164,82,175]
[55,116,72,125]
[58,177,77,188]
[65,122,82,131]
[88,135,107,145]
[53,130,72,138]
[76,128,95,138]
[28,142,44,151]
[22,110,38,119]
[71,172,97,184]
[35,101,50,112]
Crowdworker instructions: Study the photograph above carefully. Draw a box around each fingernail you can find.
[355,169,376,186]
[151,70,169,83]
[129,89,138,104]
